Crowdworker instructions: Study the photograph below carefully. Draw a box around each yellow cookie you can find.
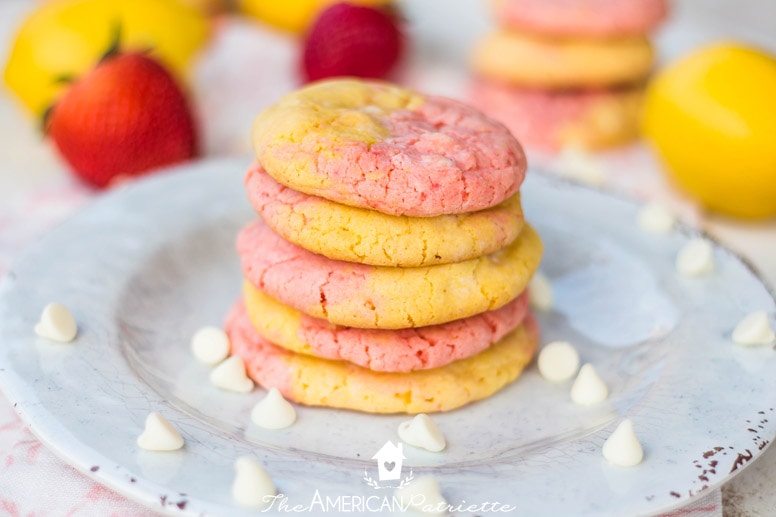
[238,219,544,329]
[245,161,525,267]
[227,300,539,414]
[472,29,654,89]
[471,80,643,151]
[251,79,527,217]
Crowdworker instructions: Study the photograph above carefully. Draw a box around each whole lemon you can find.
[642,42,776,219]
[238,0,391,34]
[4,0,210,117]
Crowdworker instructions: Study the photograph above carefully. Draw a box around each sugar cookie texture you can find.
[230,79,543,414]
[252,79,527,217]
[469,0,667,151]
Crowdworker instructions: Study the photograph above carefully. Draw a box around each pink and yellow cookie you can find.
[251,79,527,217]
[492,0,669,37]
[245,161,525,267]
[471,29,654,90]
[237,218,543,329]
[470,80,643,151]
[226,300,539,414]
[242,281,530,372]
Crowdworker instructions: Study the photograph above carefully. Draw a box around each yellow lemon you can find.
[238,0,391,34]
[4,0,210,117]
[642,42,776,219]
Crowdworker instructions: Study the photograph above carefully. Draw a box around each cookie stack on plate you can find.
[226,78,543,414]
[470,0,668,151]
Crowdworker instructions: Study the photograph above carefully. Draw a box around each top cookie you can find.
[252,79,527,217]
[492,0,668,37]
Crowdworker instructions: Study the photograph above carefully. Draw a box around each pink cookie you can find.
[237,218,543,329]
[243,280,530,372]
[252,79,527,217]
[492,0,669,36]
[226,299,540,414]
[469,79,643,151]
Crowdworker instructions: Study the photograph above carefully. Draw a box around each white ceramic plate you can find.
[1,157,775,517]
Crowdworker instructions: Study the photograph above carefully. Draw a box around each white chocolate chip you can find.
[732,311,775,347]
[529,272,553,311]
[637,202,676,234]
[570,364,608,405]
[232,456,276,508]
[137,412,184,451]
[34,303,77,343]
[210,356,254,393]
[394,476,447,516]
[251,388,297,430]
[602,419,644,467]
[398,414,446,453]
[537,341,580,383]
[558,147,605,187]
[676,238,714,277]
[191,326,230,364]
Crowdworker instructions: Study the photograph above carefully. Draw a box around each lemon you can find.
[238,0,391,34]
[4,0,210,117]
[642,42,776,219]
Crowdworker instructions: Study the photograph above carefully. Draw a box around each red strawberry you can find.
[301,3,403,82]
[46,52,198,188]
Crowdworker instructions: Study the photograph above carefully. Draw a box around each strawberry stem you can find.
[99,22,123,63]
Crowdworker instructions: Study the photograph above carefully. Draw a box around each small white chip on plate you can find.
[137,412,184,451]
[570,364,608,406]
[251,387,297,430]
[732,311,775,346]
[637,201,676,234]
[191,326,230,364]
[529,272,553,311]
[34,302,78,343]
[394,475,447,516]
[210,355,254,393]
[676,238,714,277]
[232,456,276,508]
[602,419,644,467]
[398,414,446,452]
[537,341,580,383]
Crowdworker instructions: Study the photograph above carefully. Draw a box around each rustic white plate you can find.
[1,157,774,516]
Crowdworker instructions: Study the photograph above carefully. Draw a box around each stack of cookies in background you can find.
[226,78,544,414]
[470,0,668,152]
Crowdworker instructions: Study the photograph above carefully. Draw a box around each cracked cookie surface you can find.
[245,161,525,267]
[252,79,527,217]
[226,300,538,414]
[237,219,543,329]
[242,281,530,372]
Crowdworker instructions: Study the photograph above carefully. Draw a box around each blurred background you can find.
[0,0,774,514]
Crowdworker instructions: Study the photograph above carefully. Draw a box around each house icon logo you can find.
[372,441,406,481]
[363,441,413,489]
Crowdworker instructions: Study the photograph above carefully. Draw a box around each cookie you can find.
[242,281,530,372]
[492,0,668,37]
[470,80,643,151]
[238,219,543,329]
[226,300,539,414]
[245,161,525,267]
[471,30,653,89]
[251,79,527,217]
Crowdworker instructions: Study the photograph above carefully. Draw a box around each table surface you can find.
[0,1,774,516]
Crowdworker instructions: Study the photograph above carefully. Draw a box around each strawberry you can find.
[301,3,403,82]
[45,52,198,188]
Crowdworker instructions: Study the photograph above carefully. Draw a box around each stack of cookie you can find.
[226,79,543,414]
[470,0,668,152]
